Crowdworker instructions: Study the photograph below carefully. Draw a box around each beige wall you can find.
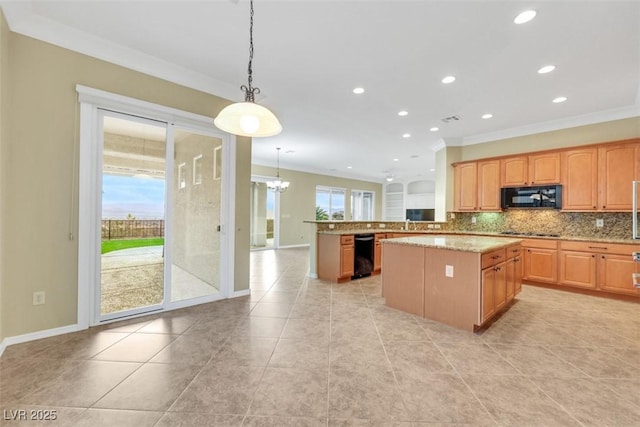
[252,165,383,246]
[460,117,640,161]
[0,10,8,342]
[1,29,250,339]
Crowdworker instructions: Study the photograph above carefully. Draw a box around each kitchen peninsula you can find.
[382,235,522,331]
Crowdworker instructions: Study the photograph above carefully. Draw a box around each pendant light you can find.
[214,0,282,138]
[267,147,289,192]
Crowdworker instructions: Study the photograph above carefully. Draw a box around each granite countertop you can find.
[317,229,639,245]
[382,235,523,253]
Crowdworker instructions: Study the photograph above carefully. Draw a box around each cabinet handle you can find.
[603,206,606,209]
[492,255,502,259]
[588,246,608,250]
[592,255,595,258]
[593,206,596,209]
[495,266,501,272]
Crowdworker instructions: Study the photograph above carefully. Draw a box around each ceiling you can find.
[2,1,639,183]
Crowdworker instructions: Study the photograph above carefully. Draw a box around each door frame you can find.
[77,85,236,327]
[250,174,281,250]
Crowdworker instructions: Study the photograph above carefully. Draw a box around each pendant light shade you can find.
[267,147,289,192]
[214,0,282,138]
[214,102,282,138]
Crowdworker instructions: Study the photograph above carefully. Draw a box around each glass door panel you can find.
[100,114,167,318]
[250,181,276,249]
[170,128,222,302]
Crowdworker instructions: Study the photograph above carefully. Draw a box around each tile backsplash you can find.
[448,211,633,240]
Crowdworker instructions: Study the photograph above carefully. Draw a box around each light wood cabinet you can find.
[598,143,640,211]
[506,245,523,299]
[500,153,561,187]
[477,160,501,211]
[522,239,558,284]
[481,247,509,323]
[562,148,598,211]
[454,162,477,211]
[559,250,597,289]
[598,253,640,296]
[317,234,354,283]
[373,233,385,273]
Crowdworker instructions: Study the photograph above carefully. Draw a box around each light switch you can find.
[471,216,477,224]
[445,265,454,277]
[328,224,335,229]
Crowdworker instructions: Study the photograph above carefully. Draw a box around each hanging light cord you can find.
[241,0,260,103]
[276,147,281,178]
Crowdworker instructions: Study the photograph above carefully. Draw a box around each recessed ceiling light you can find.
[352,87,365,94]
[514,10,536,24]
[552,96,567,103]
[430,168,436,172]
[393,158,399,162]
[442,75,456,84]
[482,113,493,119]
[398,110,408,116]
[402,133,411,138]
[538,65,556,74]
[429,127,439,132]
[347,166,353,169]
[410,154,419,158]
[285,150,295,154]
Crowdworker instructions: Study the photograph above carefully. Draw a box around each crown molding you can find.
[1,2,241,102]
[463,104,640,146]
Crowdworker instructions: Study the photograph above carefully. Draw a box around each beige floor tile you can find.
[328,419,413,427]
[248,367,327,418]
[547,346,638,378]
[137,315,199,334]
[92,333,177,362]
[531,376,640,426]
[214,336,278,367]
[0,405,85,427]
[94,362,201,410]
[269,338,329,370]
[281,317,330,341]
[488,344,587,378]
[169,364,264,414]
[149,334,226,365]
[328,367,407,421]
[231,316,288,338]
[330,336,391,371]
[462,374,581,426]
[375,317,431,342]
[38,331,129,360]
[242,415,327,426]
[156,412,244,426]
[259,289,301,304]
[435,342,519,375]
[70,408,162,427]
[19,360,141,407]
[385,340,454,377]
[0,358,83,403]
[250,302,293,318]
[394,371,493,424]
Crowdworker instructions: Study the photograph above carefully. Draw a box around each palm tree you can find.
[316,206,329,220]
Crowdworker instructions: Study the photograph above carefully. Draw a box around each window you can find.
[351,190,375,220]
[316,186,345,220]
[192,154,203,185]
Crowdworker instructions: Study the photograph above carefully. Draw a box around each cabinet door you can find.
[524,248,558,283]
[514,256,523,295]
[562,148,598,211]
[373,242,382,272]
[481,267,497,323]
[477,160,501,211]
[559,250,597,289]
[529,153,561,185]
[505,258,515,301]
[494,262,507,311]
[598,143,639,211]
[501,157,528,187]
[340,244,354,279]
[454,163,477,211]
[598,254,640,296]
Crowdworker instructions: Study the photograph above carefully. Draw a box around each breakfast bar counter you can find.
[381,235,523,331]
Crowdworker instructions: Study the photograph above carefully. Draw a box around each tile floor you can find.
[1,247,639,426]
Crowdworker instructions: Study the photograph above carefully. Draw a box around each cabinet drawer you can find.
[374,233,386,242]
[341,235,354,245]
[521,238,558,250]
[560,240,640,255]
[482,248,506,269]
[506,245,522,259]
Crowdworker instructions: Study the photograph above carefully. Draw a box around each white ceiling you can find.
[2,0,639,183]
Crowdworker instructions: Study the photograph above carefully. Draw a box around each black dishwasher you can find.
[353,234,374,279]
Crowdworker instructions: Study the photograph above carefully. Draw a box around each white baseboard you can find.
[278,243,310,249]
[0,323,83,358]
[232,289,251,298]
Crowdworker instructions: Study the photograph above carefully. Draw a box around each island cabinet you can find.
[522,238,558,284]
[317,234,354,283]
[373,233,386,273]
[506,245,523,298]
[559,241,640,296]
[381,235,522,331]
[500,153,561,187]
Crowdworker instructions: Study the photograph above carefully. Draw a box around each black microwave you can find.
[501,185,562,209]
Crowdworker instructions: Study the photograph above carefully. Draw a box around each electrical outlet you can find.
[329,224,335,229]
[450,212,456,219]
[471,216,477,224]
[379,223,386,228]
[434,224,441,229]
[366,223,371,228]
[427,224,434,229]
[445,265,454,277]
[33,291,45,305]
[596,219,604,227]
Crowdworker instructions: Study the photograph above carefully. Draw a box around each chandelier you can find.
[214,0,282,137]
[267,147,289,192]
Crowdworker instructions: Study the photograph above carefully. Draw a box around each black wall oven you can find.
[501,185,562,209]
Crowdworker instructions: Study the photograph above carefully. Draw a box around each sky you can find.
[102,174,165,219]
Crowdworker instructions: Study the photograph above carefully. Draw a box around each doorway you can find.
[250,176,278,250]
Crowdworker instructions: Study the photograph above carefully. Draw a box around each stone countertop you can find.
[382,235,523,253]
[317,229,639,245]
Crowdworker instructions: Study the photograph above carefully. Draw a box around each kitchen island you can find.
[382,235,522,331]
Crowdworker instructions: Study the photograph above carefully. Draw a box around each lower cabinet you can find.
[480,247,513,323]
[523,239,558,283]
[559,250,597,289]
[505,251,523,299]
[317,234,354,282]
[373,233,385,273]
[598,253,640,296]
[340,241,355,279]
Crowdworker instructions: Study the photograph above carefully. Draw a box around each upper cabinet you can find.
[562,148,598,211]
[500,153,560,187]
[453,162,477,211]
[477,160,501,211]
[598,142,640,211]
